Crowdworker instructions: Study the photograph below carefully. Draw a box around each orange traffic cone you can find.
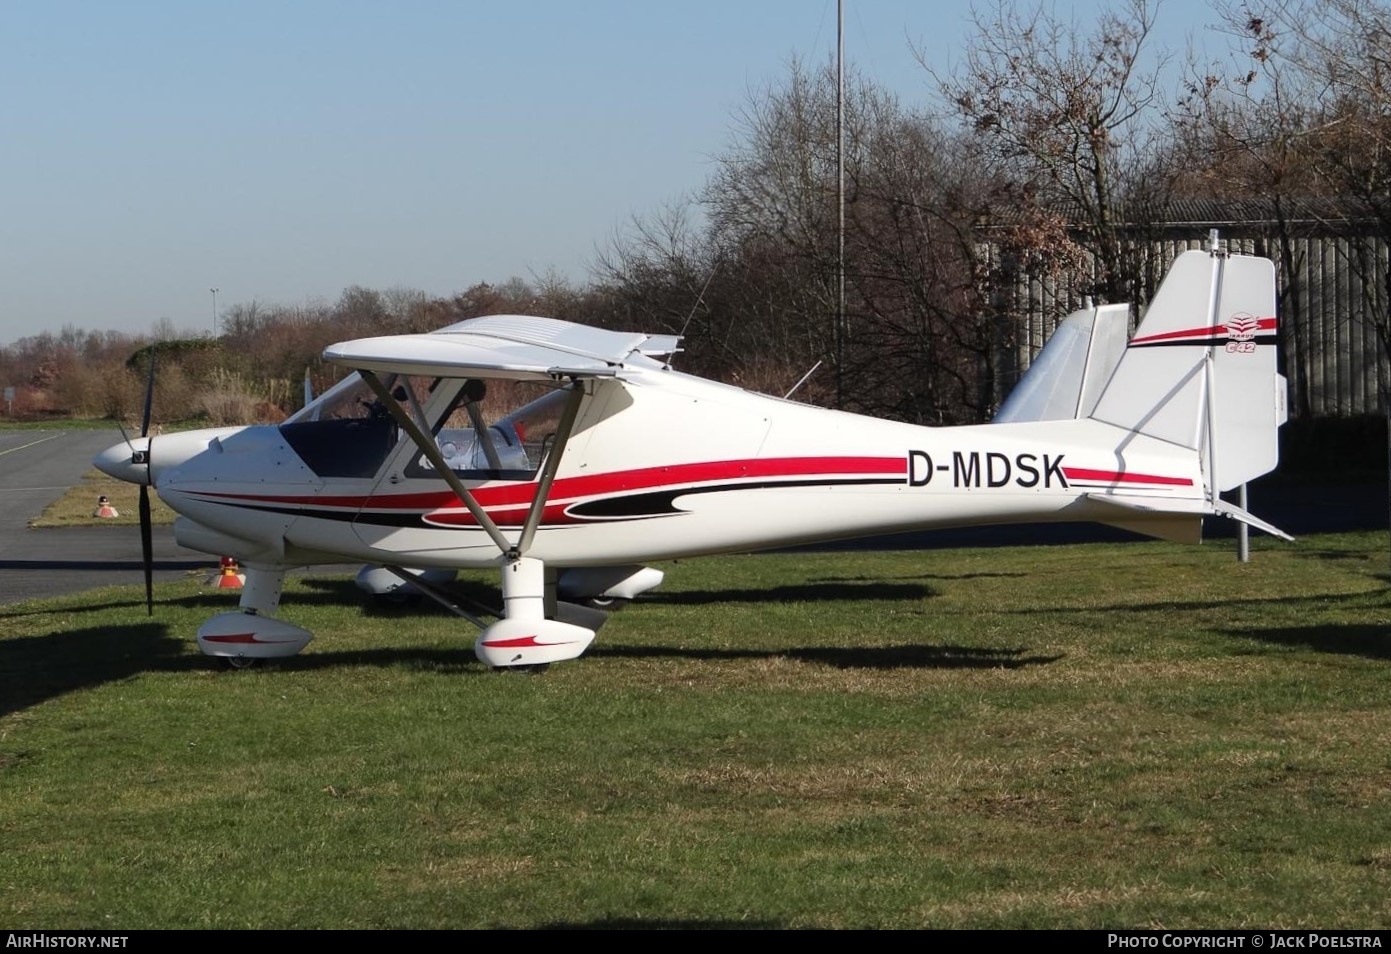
[94,495,120,518]
[213,556,245,589]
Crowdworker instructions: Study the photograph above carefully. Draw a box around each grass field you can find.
[2,531,1389,929]
[28,468,178,528]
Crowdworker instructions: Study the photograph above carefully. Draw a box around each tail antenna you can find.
[1206,228,1227,258]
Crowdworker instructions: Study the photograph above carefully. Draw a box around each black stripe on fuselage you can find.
[182,475,907,529]
[565,477,904,518]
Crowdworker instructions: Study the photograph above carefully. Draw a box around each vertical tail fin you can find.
[1089,248,1288,493]
[993,303,1130,423]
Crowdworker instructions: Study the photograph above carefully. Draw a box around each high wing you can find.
[322,314,682,381]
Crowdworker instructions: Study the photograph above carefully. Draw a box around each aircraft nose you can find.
[93,436,151,486]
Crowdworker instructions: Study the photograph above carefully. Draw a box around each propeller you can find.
[138,354,155,615]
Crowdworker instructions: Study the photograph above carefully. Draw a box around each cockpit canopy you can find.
[280,372,569,481]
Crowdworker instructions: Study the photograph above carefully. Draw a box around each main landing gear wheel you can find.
[583,596,629,611]
[224,656,260,670]
[493,663,550,674]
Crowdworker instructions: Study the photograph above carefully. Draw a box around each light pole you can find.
[210,288,219,337]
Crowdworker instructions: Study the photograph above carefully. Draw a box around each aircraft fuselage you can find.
[152,365,1203,570]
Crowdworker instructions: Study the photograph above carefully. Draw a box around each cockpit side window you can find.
[281,373,568,482]
[404,380,568,481]
[280,416,397,478]
[279,372,408,478]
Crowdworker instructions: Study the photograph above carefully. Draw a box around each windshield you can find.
[280,374,570,481]
[285,372,372,423]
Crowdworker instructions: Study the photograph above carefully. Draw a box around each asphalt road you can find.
[0,428,210,606]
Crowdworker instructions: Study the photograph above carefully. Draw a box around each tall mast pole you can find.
[836,0,846,408]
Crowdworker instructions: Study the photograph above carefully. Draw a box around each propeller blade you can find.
[139,485,153,616]
[140,352,155,438]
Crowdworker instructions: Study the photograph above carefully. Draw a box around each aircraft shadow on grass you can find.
[1222,622,1391,661]
[0,597,1062,720]
[994,588,1375,618]
[587,642,1062,670]
[0,623,195,720]
[980,586,1390,661]
[641,581,935,606]
[637,571,1024,607]
[295,573,949,611]
[214,574,1060,672]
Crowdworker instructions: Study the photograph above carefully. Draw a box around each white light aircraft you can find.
[95,247,1290,670]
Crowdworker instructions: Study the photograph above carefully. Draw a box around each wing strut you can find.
[461,386,505,471]
[380,565,495,628]
[359,370,514,556]
[514,380,586,555]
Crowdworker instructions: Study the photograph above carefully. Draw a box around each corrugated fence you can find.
[998,231,1390,419]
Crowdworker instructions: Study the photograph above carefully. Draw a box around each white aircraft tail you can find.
[1089,248,1287,491]
[1079,247,1291,540]
[999,247,1290,542]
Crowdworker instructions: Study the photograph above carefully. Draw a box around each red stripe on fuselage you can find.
[183,456,908,513]
[1062,467,1192,486]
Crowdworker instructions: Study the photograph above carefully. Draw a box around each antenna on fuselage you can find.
[783,360,823,400]
[667,265,718,370]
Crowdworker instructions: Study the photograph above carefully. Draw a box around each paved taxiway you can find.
[0,428,212,606]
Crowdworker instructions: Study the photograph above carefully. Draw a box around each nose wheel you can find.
[494,662,551,675]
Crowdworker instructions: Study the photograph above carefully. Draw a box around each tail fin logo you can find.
[1224,313,1270,355]
[1226,313,1259,342]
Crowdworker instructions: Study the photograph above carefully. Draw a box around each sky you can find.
[0,0,1223,347]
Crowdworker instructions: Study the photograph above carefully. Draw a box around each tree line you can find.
[4,0,1389,427]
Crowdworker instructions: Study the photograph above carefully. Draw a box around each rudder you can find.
[1089,248,1287,493]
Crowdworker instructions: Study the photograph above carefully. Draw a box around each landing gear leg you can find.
[196,565,313,666]
[238,564,285,617]
[473,556,595,670]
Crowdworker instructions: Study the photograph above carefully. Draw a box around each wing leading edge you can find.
[323,314,680,381]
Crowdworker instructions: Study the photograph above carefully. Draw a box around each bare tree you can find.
[1170,2,1343,420]
[1182,0,1391,551]
[934,0,1169,305]
[700,56,847,387]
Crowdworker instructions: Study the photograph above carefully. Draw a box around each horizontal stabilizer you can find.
[1083,493,1205,544]
[1084,492,1293,543]
[1210,498,1294,541]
